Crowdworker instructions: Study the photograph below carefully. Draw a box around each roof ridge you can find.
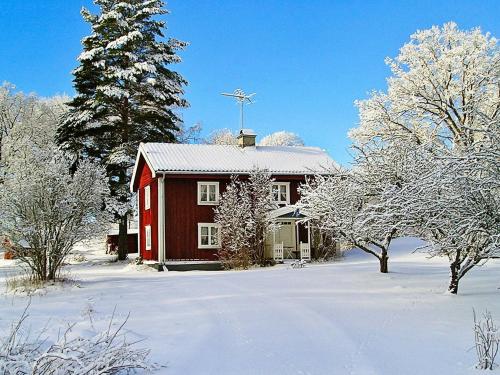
[142,142,324,151]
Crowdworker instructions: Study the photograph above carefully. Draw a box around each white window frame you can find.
[197,182,220,205]
[145,225,152,251]
[197,223,221,249]
[144,185,151,210]
[272,182,290,205]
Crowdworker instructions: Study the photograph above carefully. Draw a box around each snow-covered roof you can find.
[268,206,308,220]
[134,142,336,179]
[239,128,256,136]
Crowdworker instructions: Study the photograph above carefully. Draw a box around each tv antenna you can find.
[221,88,256,130]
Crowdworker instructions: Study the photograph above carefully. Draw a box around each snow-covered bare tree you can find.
[57,0,188,260]
[375,126,500,293]
[0,147,109,281]
[246,169,280,264]
[258,131,304,146]
[349,23,500,292]
[204,128,237,145]
[214,169,278,267]
[351,22,499,149]
[214,177,253,268]
[175,121,202,143]
[0,83,38,174]
[0,94,109,282]
[298,170,398,273]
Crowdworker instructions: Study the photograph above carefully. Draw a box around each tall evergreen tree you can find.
[58,0,188,260]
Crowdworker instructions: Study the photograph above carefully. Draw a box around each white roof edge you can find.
[129,143,157,192]
[156,170,330,176]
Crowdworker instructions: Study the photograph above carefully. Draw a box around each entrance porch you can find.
[265,207,311,262]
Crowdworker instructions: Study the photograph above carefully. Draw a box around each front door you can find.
[276,221,296,258]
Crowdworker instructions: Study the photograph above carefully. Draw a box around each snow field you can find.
[0,238,499,374]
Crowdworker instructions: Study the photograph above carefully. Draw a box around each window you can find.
[145,225,152,250]
[144,185,151,210]
[197,223,220,249]
[197,182,219,205]
[272,182,290,204]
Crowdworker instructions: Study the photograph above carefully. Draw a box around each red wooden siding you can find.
[163,175,306,261]
[164,176,230,260]
[137,157,159,261]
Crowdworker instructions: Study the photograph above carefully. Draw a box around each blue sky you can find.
[1,0,499,165]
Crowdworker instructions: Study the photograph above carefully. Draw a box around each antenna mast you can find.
[221,89,256,131]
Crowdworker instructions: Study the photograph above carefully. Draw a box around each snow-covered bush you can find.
[474,309,499,370]
[258,131,304,147]
[0,304,157,374]
[214,169,278,268]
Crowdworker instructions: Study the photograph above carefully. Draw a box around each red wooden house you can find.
[130,130,335,264]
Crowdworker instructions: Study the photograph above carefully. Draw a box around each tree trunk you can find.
[448,262,460,294]
[379,252,389,273]
[117,215,128,261]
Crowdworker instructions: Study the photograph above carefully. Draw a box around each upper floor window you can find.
[197,182,219,205]
[144,185,151,210]
[198,223,220,249]
[272,182,290,204]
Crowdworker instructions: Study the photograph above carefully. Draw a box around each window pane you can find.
[210,227,219,245]
[145,226,151,249]
[208,185,216,202]
[280,186,287,201]
[145,186,150,209]
[201,226,208,236]
[272,185,279,201]
[201,235,209,245]
[200,185,208,201]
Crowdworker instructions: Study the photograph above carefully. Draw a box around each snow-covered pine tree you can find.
[57,0,188,260]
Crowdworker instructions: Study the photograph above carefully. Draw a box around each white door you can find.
[276,221,296,258]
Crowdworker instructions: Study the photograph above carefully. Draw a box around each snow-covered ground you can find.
[0,238,499,374]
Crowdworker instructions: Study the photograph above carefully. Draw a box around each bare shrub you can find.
[474,309,499,370]
[0,304,158,374]
[5,274,45,294]
[218,249,253,270]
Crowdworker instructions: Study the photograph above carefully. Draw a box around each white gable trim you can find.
[130,143,157,192]
[158,175,165,263]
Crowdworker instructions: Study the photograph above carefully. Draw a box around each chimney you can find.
[237,128,257,147]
